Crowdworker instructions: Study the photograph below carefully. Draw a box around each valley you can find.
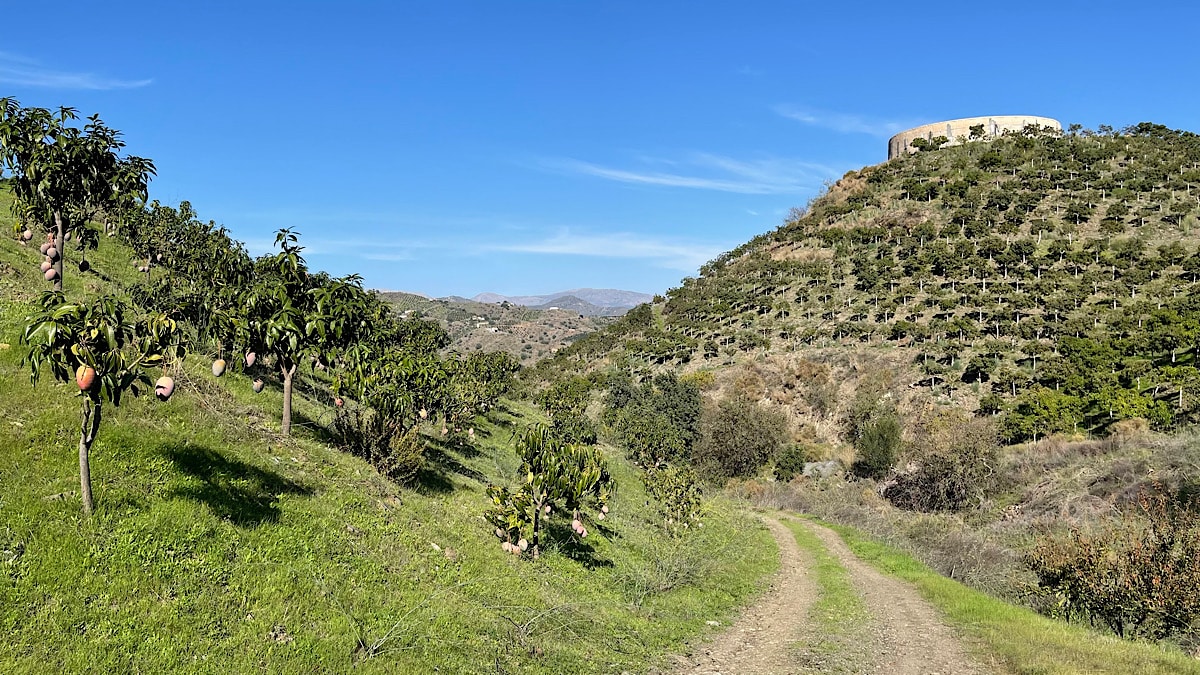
[4,94,1200,674]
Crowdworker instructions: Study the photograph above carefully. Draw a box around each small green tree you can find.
[642,464,702,534]
[911,135,949,152]
[614,405,685,468]
[851,414,901,479]
[693,395,788,480]
[238,230,361,436]
[22,292,184,514]
[485,425,613,559]
[0,98,154,292]
[773,444,813,482]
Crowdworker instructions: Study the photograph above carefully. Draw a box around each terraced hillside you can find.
[539,124,1200,442]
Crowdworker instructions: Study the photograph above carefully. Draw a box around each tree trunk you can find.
[53,210,65,292]
[281,362,297,436]
[79,397,101,515]
[531,502,542,560]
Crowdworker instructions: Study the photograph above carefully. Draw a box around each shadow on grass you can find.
[160,442,312,527]
[543,521,614,570]
[413,435,486,494]
[290,409,340,447]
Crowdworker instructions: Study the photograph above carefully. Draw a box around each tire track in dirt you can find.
[667,514,987,674]
[668,514,818,675]
[790,517,984,675]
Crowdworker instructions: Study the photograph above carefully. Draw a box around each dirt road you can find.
[668,514,985,674]
[670,515,818,674]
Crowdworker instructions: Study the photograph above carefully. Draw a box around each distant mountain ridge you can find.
[472,288,653,310]
[376,290,614,365]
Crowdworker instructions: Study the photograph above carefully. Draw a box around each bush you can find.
[334,407,425,484]
[850,414,900,479]
[884,415,999,512]
[614,533,716,606]
[604,369,701,465]
[550,413,598,446]
[1026,484,1200,640]
[773,445,812,482]
[643,464,702,533]
[693,395,788,480]
[614,406,685,467]
[383,426,427,484]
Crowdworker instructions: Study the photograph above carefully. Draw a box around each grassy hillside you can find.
[0,199,777,673]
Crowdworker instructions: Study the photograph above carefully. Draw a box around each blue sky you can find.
[2,1,1198,297]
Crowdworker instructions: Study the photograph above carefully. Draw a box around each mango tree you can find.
[0,98,154,291]
[485,425,613,559]
[237,229,360,436]
[453,350,520,415]
[124,202,255,366]
[22,292,185,514]
[333,348,450,481]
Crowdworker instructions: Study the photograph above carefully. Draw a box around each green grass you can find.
[782,518,871,673]
[825,522,1200,675]
[0,221,779,673]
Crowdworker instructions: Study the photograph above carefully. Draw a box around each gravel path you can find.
[667,514,987,675]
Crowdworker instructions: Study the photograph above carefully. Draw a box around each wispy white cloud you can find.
[361,251,415,262]
[236,213,731,272]
[0,51,152,90]
[485,230,727,272]
[773,104,925,138]
[543,153,839,195]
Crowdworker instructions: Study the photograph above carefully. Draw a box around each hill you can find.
[536,123,1200,444]
[519,122,1200,656]
[0,187,776,673]
[377,291,614,364]
[474,288,653,314]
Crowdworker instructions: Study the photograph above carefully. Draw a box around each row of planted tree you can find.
[1,97,521,516]
[541,124,1200,442]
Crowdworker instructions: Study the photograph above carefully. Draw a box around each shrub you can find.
[604,369,701,465]
[614,532,716,606]
[614,406,685,468]
[693,395,788,480]
[643,464,702,533]
[884,414,999,512]
[680,370,715,391]
[383,426,426,485]
[850,414,900,479]
[550,413,598,446]
[773,445,813,482]
[333,406,425,484]
[1025,484,1200,640]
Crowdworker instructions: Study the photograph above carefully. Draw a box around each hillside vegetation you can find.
[526,123,1200,657]
[539,123,1200,443]
[379,291,611,365]
[0,99,777,673]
